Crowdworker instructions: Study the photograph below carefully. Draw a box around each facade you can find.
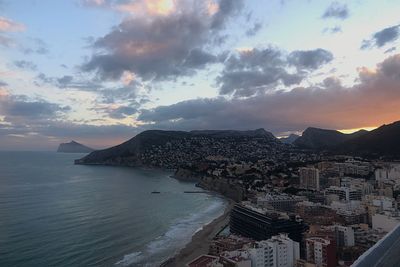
[257,193,304,212]
[219,250,252,267]
[325,186,362,201]
[209,235,253,256]
[375,164,400,181]
[230,204,308,243]
[248,234,300,267]
[333,225,355,247]
[305,237,336,267]
[299,168,320,191]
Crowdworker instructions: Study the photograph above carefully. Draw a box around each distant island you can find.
[57,141,94,153]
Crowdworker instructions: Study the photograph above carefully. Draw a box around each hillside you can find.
[294,127,367,149]
[337,121,400,157]
[75,129,282,168]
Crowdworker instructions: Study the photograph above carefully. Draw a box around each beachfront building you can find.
[209,235,253,256]
[230,204,308,243]
[186,255,222,267]
[248,234,300,267]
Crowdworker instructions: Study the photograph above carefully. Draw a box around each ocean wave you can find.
[115,251,144,266]
[115,198,227,266]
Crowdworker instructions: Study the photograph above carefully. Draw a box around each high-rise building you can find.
[333,225,355,247]
[230,204,308,243]
[248,234,300,267]
[305,237,336,267]
[299,167,320,191]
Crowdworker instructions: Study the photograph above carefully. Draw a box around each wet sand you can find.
[161,200,234,267]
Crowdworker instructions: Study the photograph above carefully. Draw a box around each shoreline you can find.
[160,198,235,267]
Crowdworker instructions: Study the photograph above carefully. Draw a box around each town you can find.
[179,155,400,267]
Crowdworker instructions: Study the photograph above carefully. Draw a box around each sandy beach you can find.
[161,199,235,267]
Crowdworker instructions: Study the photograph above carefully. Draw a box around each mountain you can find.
[57,141,94,153]
[75,129,281,168]
[337,121,400,157]
[294,127,368,149]
[280,134,300,144]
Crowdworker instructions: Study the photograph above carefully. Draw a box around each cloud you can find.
[105,105,138,119]
[323,26,342,34]
[385,47,397,54]
[0,93,70,119]
[0,16,25,32]
[217,47,333,97]
[14,60,38,71]
[322,2,349,20]
[22,38,49,55]
[246,22,263,37]
[361,24,400,49]
[138,54,400,134]
[288,48,333,70]
[82,0,244,81]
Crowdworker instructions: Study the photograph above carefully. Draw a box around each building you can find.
[305,237,336,267]
[295,201,342,226]
[230,204,308,243]
[372,212,400,232]
[219,250,252,267]
[257,193,304,212]
[351,223,386,250]
[187,255,222,267]
[299,168,320,191]
[375,164,400,181]
[209,235,253,256]
[248,234,300,267]
[334,161,371,177]
[333,225,355,247]
[325,186,362,201]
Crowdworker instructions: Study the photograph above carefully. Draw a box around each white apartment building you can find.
[248,234,300,267]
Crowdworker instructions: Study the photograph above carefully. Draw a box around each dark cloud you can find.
[361,25,400,49]
[210,0,244,30]
[138,54,400,135]
[217,47,332,97]
[36,73,102,91]
[322,2,349,20]
[0,94,70,119]
[0,80,8,87]
[288,49,333,70]
[82,0,244,81]
[14,60,37,71]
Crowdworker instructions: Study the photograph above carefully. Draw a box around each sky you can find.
[0,0,399,150]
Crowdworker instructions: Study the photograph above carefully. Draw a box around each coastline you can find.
[161,198,235,267]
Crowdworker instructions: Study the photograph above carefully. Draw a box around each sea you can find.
[0,151,227,266]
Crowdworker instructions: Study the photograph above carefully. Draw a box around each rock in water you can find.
[57,141,94,153]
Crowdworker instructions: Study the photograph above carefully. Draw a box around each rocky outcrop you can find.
[57,141,94,153]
